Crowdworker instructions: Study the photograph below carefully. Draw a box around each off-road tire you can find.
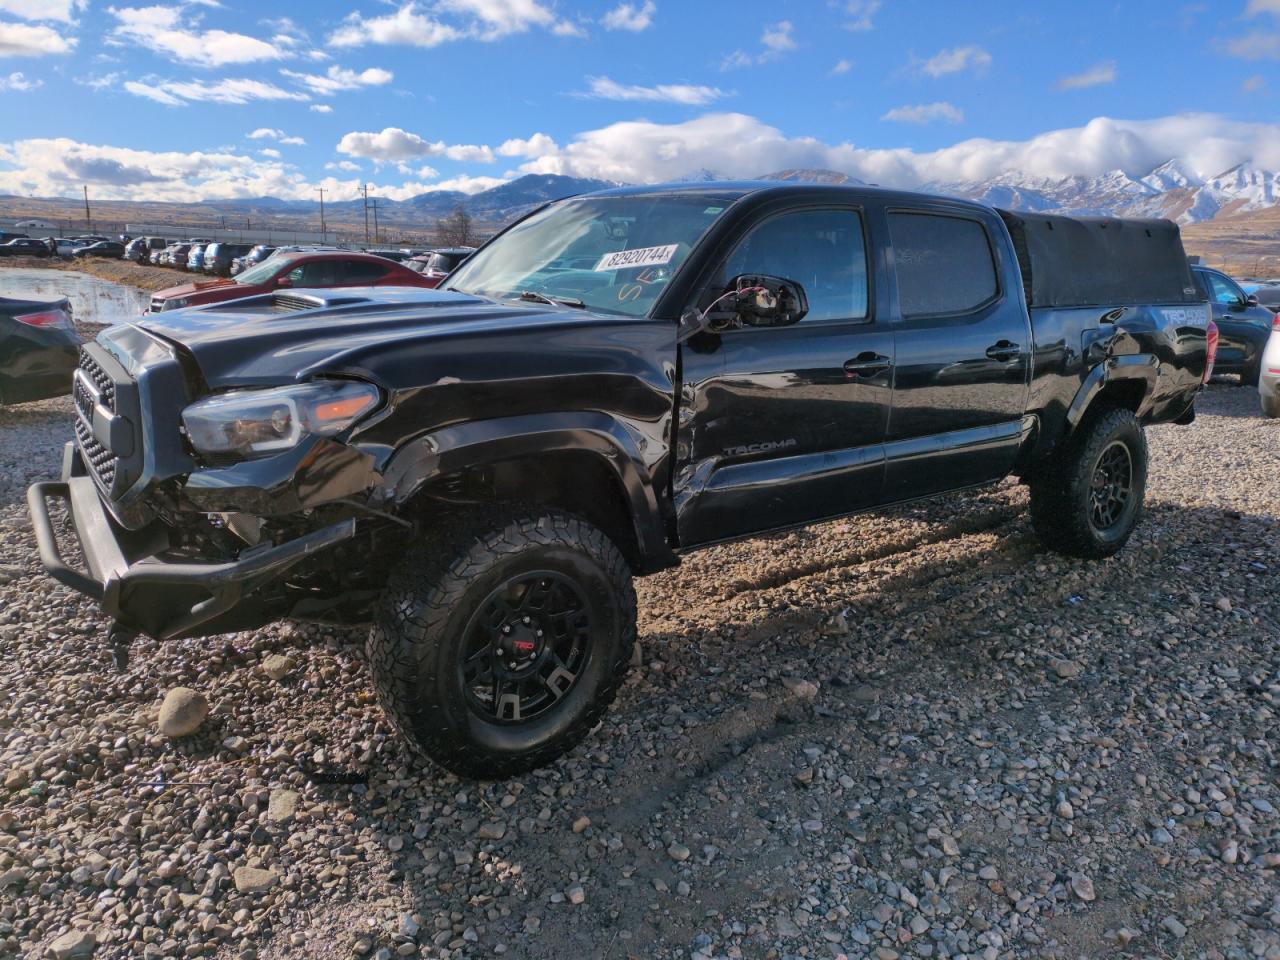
[367,508,636,779]
[1029,406,1147,559]
[1243,353,1262,388]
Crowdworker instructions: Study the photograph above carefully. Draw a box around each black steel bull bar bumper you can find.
[27,475,356,640]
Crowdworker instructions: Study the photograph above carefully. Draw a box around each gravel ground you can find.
[1,383,1278,960]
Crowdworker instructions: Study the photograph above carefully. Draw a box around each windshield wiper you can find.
[518,290,586,309]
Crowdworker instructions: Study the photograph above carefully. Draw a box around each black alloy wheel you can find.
[460,572,592,723]
[1088,440,1133,533]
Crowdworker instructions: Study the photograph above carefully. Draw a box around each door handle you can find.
[843,352,891,377]
[985,341,1021,362]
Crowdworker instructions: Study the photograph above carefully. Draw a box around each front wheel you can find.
[367,508,636,779]
[1029,406,1148,559]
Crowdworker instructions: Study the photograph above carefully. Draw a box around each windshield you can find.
[444,193,732,317]
[236,257,292,285]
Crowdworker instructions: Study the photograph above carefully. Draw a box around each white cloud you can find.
[722,20,795,69]
[496,132,557,157]
[920,45,991,77]
[1245,0,1280,15]
[281,64,392,95]
[309,103,333,113]
[336,126,495,163]
[580,75,725,106]
[77,71,120,89]
[0,69,39,89]
[0,0,83,23]
[882,101,964,124]
[108,6,282,67]
[602,0,654,31]
[515,111,1280,191]
[248,127,306,145]
[1056,61,1116,90]
[1242,73,1266,92]
[760,21,795,54]
[330,0,556,47]
[326,160,362,171]
[258,147,281,158]
[842,0,882,31]
[550,18,585,37]
[123,76,310,105]
[427,174,508,194]
[1225,31,1280,59]
[0,20,75,56]
[830,58,852,76]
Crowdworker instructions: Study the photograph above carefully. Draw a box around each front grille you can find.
[73,346,126,495]
[74,417,117,488]
[149,297,165,313]
[78,351,115,410]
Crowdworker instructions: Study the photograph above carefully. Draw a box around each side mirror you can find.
[1246,294,1259,308]
[730,275,808,328]
[275,276,293,288]
[679,274,808,342]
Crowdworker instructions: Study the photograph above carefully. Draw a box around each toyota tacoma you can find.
[29,182,1212,778]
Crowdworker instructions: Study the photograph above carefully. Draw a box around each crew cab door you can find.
[674,203,893,546]
[880,205,1031,501]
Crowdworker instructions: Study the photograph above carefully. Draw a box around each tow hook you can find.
[107,623,138,671]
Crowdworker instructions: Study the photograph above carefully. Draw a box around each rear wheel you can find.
[1243,353,1262,388]
[1261,391,1280,419]
[367,508,635,779]
[1029,406,1147,559]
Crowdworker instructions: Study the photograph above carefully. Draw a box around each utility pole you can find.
[370,197,380,245]
[363,184,370,246]
[83,185,92,232]
[317,187,327,242]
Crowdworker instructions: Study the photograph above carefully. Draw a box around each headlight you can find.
[182,380,381,460]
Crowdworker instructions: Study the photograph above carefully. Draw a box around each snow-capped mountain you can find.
[759,160,1277,224]
[928,161,1280,224]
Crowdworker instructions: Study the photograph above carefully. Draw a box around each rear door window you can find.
[889,212,999,317]
[344,260,389,284]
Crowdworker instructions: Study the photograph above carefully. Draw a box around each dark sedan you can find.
[0,297,79,405]
[0,238,52,258]
[1193,266,1276,385]
[72,241,126,259]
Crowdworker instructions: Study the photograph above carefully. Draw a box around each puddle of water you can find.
[0,267,149,329]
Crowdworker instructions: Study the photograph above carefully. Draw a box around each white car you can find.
[1258,312,1280,417]
[15,219,55,230]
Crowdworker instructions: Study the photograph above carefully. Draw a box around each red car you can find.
[148,251,434,312]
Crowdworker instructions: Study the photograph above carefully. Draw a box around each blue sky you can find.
[0,0,1278,201]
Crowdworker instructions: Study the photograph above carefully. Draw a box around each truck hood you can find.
[133,286,647,388]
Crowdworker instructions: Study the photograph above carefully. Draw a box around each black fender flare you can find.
[380,412,674,571]
[1064,354,1159,434]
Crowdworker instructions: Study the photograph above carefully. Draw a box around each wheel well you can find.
[413,451,644,571]
[1091,378,1148,417]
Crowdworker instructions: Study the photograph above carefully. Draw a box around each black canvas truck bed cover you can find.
[997,210,1202,309]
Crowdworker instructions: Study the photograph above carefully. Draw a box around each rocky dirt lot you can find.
[1,385,1277,960]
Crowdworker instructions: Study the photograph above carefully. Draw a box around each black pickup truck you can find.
[28,182,1211,777]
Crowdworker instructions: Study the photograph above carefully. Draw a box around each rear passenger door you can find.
[343,259,391,286]
[882,206,1031,501]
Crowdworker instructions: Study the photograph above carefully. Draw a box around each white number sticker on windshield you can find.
[594,244,679,272]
